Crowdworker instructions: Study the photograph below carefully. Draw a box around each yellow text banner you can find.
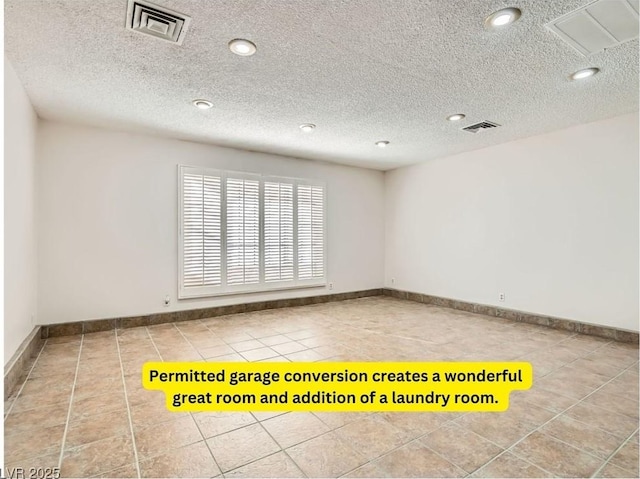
[142,361,532,412]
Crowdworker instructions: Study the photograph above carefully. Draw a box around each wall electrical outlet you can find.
[164,295,171,306]
[498,292,505,302]
[391,278,396,285]
[329,282,334,290]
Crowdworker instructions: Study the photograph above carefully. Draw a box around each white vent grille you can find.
[545,0,639,57]
[126,0,191,45]
[462,121,501,133]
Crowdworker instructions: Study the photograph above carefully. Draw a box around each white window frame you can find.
[178,165,327,299]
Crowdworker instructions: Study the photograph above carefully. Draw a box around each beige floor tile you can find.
[207,353,247,362]
[420,422,503,473]
[64,410,131,449]
[225,451,304,478]
[241,347,280,361]
[286,431,366,478]
[94,463,139,478]
[219,333,255,343]
[511,431,602,477]
[595,461,638,478]
[600,376,640,402]
[207,423,280,472]
[342,461,391,478]
[129,397,187,428]
[271,341,307,355]
[252,410,289,421]
[75,366,122,385]
[377,412,453,439]
[70,390,127,421]
[312,411,371,429]
[230,339,266,352]
[139,441,220,478]
[260,334,294,346]
[126,384,165,407]
[540,414,625,459]
[537,369,606,400]
[28,362,77,379]
[565,403,639,439]
[134,416,202,459]
[5,298,639,479]
[199,344,236,358]
[72,376,124,401]
[61,433,135,478]
[334,416,408,461]
[285,349,324,362]
[18,373,76,393]
[262,412,330,448]
[581,389,640,419]
[4,403,70,434]
[285,330,317,341]
[511,386,577,413]
[609,441,640,475]
[5,424,65,463]
[10,391,70,413]
[370,441,465,478]
[194,411,257,438]
[455,411,538,449]
[469,452,551,478]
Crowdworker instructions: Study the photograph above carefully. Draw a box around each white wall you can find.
[386,113,639,332]
[37,121,385,324]
[5,58,39,364]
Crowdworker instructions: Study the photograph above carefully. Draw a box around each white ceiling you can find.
[5,0,639,170]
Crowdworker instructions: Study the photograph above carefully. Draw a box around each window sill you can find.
[178,281,327,300]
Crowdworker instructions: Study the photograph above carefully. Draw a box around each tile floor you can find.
[4,296,639,478]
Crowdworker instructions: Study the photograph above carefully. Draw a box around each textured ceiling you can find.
[5,0,639,170]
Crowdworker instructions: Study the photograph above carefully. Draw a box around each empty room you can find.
[4,0,639,478]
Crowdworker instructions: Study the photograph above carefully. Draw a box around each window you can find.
[178,166,326,298]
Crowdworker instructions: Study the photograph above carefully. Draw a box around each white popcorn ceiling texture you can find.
[4,0,639,170]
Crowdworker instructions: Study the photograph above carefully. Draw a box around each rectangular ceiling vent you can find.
[545,0,639,57]
[126,0,191,45]
[462,121,501,133]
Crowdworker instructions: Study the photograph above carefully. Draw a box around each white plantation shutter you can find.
[264,182,294,283]
[181,172,222,290]
[226,177,260,285]
[179,166,325,298]
[297,184,325,280]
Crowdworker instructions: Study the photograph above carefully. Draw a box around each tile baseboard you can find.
[40,289,384,339]
[383,288,639,344]
[4,326,44,400]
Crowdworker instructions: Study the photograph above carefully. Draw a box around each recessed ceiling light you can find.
[485,7,521,28]
[229,38,257,56]
[375,141,390,148]
[447,114,466,121]
[192,99,213,109]
[300,123,316,132]
[569,67,600,81]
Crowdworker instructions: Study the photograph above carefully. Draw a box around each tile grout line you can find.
[115,329,142,479]
[172,322,307,478]
[57,335,84,470]
[400,330,603,443]
[590,427,639,478]
[4,338,48,420]
[155,324,227,476]
[469,339,634,475]
[467,357,639,476]
[340,338,630,478]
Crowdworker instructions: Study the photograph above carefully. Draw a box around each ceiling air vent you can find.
[462,121,501,133]
[545,0,639,57]
[126,0,191,45]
